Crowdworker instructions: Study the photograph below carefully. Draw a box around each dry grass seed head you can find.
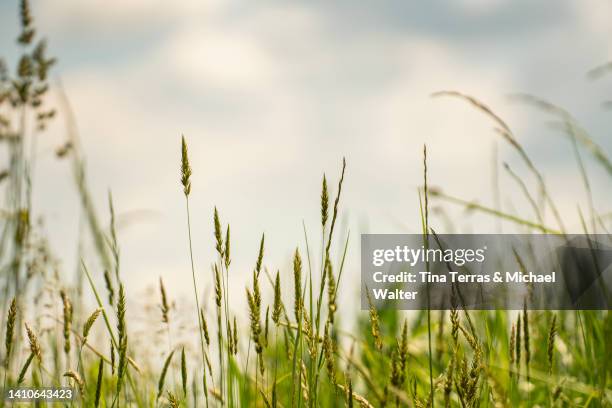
[167,391,180,408]
[213,208,223,257]
[83,308,102,341]
[326,259,337,324]
[365,288,382,350]
[24,322,42,362]
[180,135,192,196]
[246,288,263,355]
[64,370,84,395]
[60,289,73,354]
[450,307,459,347]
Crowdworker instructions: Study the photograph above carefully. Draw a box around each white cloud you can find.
[38,0,224,36]
[156,27,279,90]
[572,0,612,41]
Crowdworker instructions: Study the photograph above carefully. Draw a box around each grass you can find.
[0,1,611,407]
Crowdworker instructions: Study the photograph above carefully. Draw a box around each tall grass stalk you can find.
[180,136,209,408]
[418,145,435,407]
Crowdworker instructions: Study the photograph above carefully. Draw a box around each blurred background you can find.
[0,0,610,312]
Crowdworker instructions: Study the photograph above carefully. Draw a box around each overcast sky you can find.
[1,0,610,310]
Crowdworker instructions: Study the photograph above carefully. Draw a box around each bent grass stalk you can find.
[432,90,568,234]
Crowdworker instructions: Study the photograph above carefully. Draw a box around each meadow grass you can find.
[0,1,611,407]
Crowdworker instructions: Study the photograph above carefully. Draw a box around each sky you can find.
[0,0,611,314]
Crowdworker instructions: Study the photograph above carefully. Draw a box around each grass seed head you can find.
[64,370,84,395]
[167,391,180,408]
[246,288,263,355]
[24,322,42,362]
[450,307,459,347]
[365,289,382,350]
[213,208,223,257]
[400,320,408,372]
[159,277,170,324]
[224,225,231,269]
[4,297,17,366]
[60,290,73,354]
[293,248,303,322]
[253,270,261,310]
[83,308,102,342]
[200,309,210,346]
[323,326,336,385]
[117,284,127,345]
[547,314,557,374]
[255,233,265,276]
[326,259,336,324]
[180,135,192,196]
[214,265,222,308]
[272,271,282,324]
[103,269,114,306]
[116,284,128,395]
[18,0,35,45]
[321,174,329,227]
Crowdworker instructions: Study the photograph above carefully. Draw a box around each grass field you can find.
[1,1,611,407]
